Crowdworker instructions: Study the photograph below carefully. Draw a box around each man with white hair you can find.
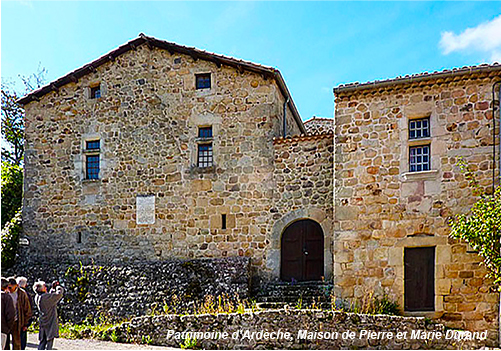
[33,281,64,350]
[6,277,31,350]
[15,278,33,350]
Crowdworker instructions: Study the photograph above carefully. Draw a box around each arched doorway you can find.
[281,219,324,282]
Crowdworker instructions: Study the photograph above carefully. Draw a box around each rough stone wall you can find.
[266,134,334,281]
[304,117,335,134]
[334,75,500,342]
[109,310,489,349]
[2,257,250,323]
[22,44,302,279]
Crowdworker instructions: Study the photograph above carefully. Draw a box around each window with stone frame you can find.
[408,117,431,172]
[197,126,213,168]
[85,140,101,179]
[90,85,101,99]
[196,73,211,90]
[409,144,430,172]
[409,117,430,139]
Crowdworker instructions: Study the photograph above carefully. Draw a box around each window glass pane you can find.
[198,127,212,138]
[409,145,430,172]
[196,74,211,89]
[86,155,100,179]
[409,117,430,140]
[197,143,213,168]
[90,86,101,99]
[86,140,100,150]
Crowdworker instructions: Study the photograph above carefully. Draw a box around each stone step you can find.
[254,282,333,304]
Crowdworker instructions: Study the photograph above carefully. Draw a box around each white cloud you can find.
[439,15,501,62]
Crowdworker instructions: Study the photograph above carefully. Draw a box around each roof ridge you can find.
[334,63,501,94]
[304,116,334,124]
[17,33,306,134]
[273,131,334,145]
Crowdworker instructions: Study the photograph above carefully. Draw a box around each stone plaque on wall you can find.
[136,195,155,224]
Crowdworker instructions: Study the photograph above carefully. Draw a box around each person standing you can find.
[6,277,31,350]
[1,278,16,350]
[33,281,64,350]
[15,278,34,350]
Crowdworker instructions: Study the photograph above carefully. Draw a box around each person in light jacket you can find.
[33,281,64,350]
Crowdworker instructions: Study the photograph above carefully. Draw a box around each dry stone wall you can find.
[108,309,490,349]
[334,74,500,343]
[22,44,302,280]
[2,257,250,323]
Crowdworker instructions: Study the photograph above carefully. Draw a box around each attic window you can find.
[90,85,101,99]
[196,74,211,90]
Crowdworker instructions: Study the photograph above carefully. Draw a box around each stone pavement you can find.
[26,333,178,350]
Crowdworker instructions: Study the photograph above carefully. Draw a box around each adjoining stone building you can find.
[17,34,500,343]
[333,65,501,342]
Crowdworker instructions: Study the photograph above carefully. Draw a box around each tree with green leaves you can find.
[449,158,501,291]
[1,65,47,165]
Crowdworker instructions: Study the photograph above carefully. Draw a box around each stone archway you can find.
[281,219,324,282]
[267,208,332,282]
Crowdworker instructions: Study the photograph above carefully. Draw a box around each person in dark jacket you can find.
[6,277,32,350]
[1,277,16,350]
[15,278,34,350]
[33,281,64,350]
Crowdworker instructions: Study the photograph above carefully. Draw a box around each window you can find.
[86,155,100,179]
[197,144,213,168]
[409,117,430,139]
[85,140,100,179]
[221,214,227,230]
[409,145,430,172]
[86,140,100,150]
[196,73,211,90]
[198,127,213,138]
[404,247,435,311]
[90,85,101,99]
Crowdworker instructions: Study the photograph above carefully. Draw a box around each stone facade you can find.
[20,36,332,286]
[333,70,500,343]
[18,34,500,343]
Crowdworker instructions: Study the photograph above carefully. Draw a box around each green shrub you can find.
[1,211,21,269]
[1,162,23,227]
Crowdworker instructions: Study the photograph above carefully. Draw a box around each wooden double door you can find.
[281,219,324,282]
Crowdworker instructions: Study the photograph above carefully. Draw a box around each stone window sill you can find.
[401,169,438,182]
[82,179,101,184]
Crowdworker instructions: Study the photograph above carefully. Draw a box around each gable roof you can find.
[333,63,501,95]
[18,33,306,134]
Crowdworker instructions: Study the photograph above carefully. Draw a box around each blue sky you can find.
[2,1,501,120]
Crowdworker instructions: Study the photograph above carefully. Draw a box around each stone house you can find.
[18,33,499,342]
[18,34,333,286]
[333,65,501,342]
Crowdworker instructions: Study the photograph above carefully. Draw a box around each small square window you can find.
[409,145,430,172]
[86,140,100,150]
[198,127,213,138]
[197,144,213,168]
[196,74,211,90]
[409,118,430,139]
[86,155,100,179]
[90,85,101,99]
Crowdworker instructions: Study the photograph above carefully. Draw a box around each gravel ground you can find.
[26,333,178,350]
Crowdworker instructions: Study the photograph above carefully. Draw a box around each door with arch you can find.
[280,219,324,282]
